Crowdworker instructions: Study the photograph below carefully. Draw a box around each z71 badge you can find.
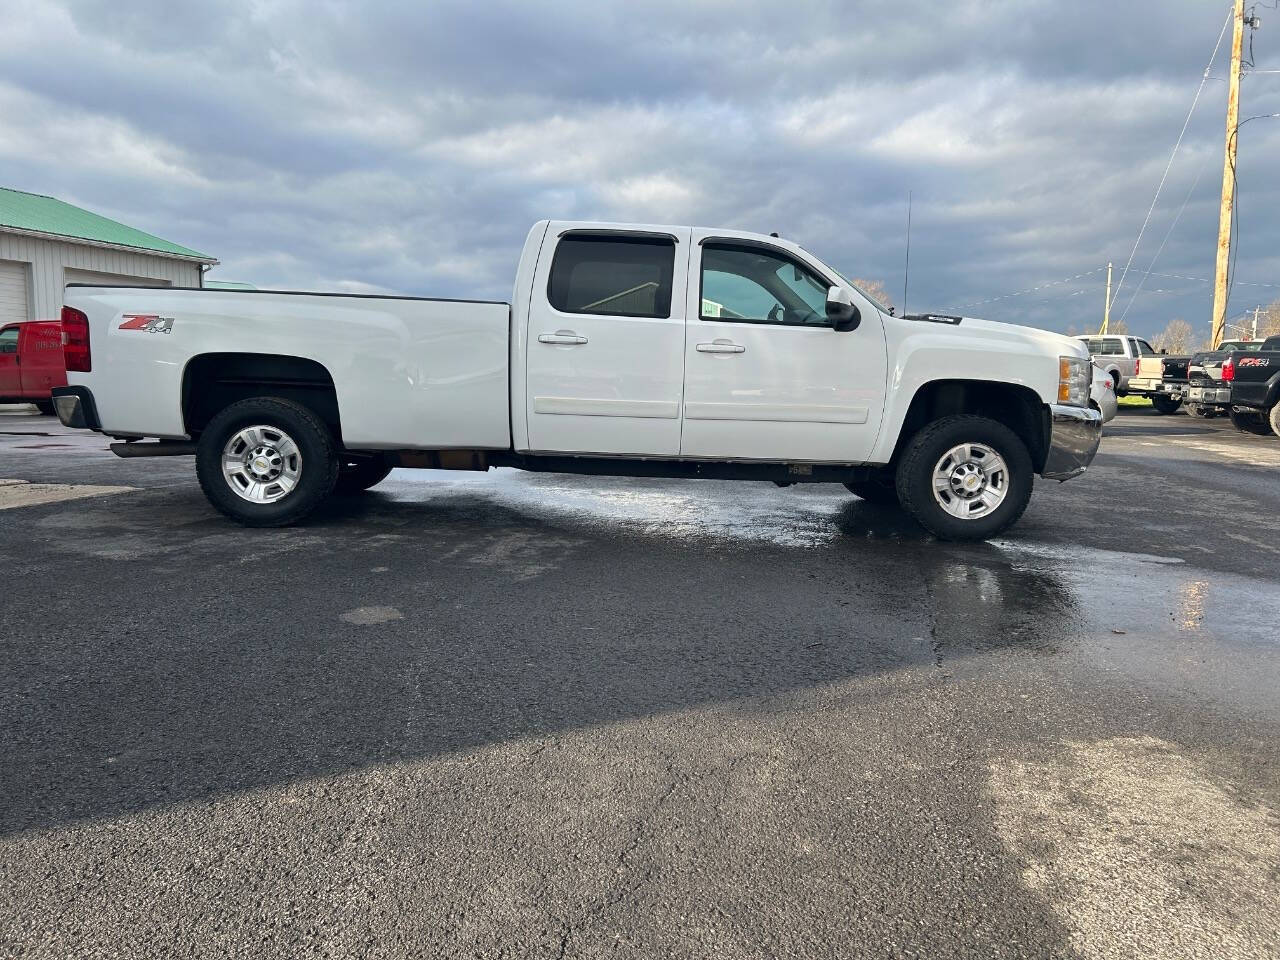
[119,314,175,334]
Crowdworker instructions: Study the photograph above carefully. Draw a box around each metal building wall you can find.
[0,230,202,322]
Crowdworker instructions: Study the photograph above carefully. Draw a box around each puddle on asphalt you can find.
[376,469,1280,704]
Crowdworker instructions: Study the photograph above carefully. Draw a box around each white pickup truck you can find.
[53,220,1100,540]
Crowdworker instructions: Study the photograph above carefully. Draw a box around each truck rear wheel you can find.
[335,456,394,493]
[895,415,1033,541]
[195,397,339,526]
[1229,408,1273,436]
[1184,403,1215,419]
[1151,396,1182,415]
[1270,403,1280,439]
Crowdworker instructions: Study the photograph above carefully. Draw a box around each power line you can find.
[1110,8,1233,313]
[944,267,1106,311]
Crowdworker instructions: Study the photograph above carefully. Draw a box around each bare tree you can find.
[1151,318,1193,354]
[853,278,894,312]
[1107,315,1129,335]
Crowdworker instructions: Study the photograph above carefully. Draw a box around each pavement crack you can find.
[552,754,684,958]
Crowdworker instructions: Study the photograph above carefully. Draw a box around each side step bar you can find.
[110,441,198,458]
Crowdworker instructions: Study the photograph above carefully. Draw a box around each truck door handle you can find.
[696,341,745,354]
[538,332,588,345]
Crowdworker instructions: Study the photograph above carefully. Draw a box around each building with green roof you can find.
[0,186,217,326]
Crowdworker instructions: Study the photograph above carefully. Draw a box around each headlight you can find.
[1058,356,1090,406]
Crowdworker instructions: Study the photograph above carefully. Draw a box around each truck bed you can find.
[64,285,513,449]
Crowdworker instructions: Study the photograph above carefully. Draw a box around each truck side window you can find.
[547,234,675,319]
[0,328,18,353]
[700,243,830,327]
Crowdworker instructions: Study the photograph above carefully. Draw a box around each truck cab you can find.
[0,320,66,414]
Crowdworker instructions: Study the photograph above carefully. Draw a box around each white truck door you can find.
[681,235,887,463]
[525,229,690,456]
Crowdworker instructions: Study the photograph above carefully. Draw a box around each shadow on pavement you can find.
[2,482,1083,837]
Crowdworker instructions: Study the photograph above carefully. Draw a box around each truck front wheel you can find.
[1269,403,1280,439]
[195,397,339,526]
[895,415,1033,541]
[1151,396,1182,415]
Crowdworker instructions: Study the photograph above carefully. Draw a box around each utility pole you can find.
[1253,305,1261,339]
[1100,261,1112,335]
[1211,0,1247,349]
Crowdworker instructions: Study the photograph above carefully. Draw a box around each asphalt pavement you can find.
[1,402,1278,959]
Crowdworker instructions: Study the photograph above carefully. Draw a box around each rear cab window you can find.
[547,234,675,319]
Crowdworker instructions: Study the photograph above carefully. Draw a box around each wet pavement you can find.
[1,403,1278,958]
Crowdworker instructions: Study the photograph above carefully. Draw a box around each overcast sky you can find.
[3,0,1278,339]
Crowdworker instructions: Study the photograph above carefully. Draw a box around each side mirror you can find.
[826,286,861,332]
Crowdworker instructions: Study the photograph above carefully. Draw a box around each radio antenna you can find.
[902,191,912,317]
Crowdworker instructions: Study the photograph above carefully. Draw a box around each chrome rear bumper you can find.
[1042,404,1102,481]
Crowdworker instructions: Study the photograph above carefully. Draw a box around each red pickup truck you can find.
[0,320,66,415]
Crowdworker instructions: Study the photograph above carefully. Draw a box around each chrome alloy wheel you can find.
[221,425,302,503]
[931,442,1008,520]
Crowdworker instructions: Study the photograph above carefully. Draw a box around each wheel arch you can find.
[889,379,1049,472]
[182,352,342,442]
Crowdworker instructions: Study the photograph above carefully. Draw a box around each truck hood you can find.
[902,313,1089,359]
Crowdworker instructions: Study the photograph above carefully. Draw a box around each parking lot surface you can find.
[2,403,1278,959]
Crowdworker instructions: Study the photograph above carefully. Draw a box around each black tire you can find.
[1184,403,1215,419]
[1151,396,1182,415]
[1269,403,1280,439]
[843,471,900,506]
[335,456,394,494]
[1229,408,1272,436]
[895,415,1033,542]
[196,397,339,526]
[34,400,55,416]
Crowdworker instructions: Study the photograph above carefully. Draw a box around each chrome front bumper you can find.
[1042,403,1102,481]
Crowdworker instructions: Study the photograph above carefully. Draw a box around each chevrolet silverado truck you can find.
[1186,340,1266,418]
[1223,335,1280,437]
[1130,353,1189,414]
[52,220,1101,541]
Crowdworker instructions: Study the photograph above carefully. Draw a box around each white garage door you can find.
[0,260,30,326]
[65,268,170,288]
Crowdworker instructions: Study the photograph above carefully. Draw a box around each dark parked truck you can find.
[1187,340,1266,418]
[1224,335,1280,437]
[0,320,66,415]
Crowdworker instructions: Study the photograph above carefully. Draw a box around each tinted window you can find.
[1086,338,1123,356]
[548,235,674,319]
[1135,339,1157,356]
[701,243,831,326]
[0,328,17,353]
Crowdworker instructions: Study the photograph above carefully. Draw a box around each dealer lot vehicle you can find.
[1223,336,1280,437]
[0,320,66,415]
[53,220,1101,541]
[1130,353,1189,415]
[1076,334,1159,395]
[1187,340,1265,418]
[1090,363,1117,423]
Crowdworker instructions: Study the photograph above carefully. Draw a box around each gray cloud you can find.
[2,0,1277,339]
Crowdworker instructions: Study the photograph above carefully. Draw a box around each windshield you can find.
[826,265,893,314]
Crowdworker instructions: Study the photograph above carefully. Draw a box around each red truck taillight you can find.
[1221,355,1235,382]
[61,306,91,372]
